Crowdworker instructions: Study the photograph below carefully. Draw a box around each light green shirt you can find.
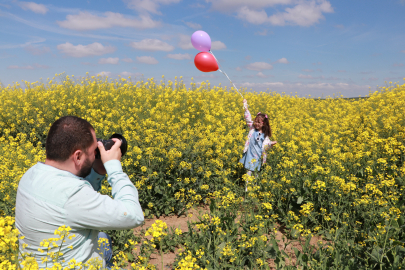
[16,160,144,267]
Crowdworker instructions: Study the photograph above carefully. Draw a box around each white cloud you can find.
[18,1,48,14]
[207,0,293,12]
[122,58,133,63]
[196,73,219,79]
[401,50,405,53]
[268,1,333,27]
[185,21,202,29]
[57,42,116,57]
[257,72,268,78]
[167,53,192,60]
[136,56,158,64]
[255,29,271,36]
[211,41,226,50]
[97,71,112,76]
[237,7,269,24]
[57,12,160,31]
[81,62,96,66]
[393,63,404,67]
[239,81,372,97]
[246,62,273,71]
[276,57,288,64]
[178,34,194,50]
[207,0,334,27]
[302,69,314,72]
[130,39,174,51]
[236,67,242,71]
[383,76,404,81]
[120,71,133,77]
[190,3,205,8]
[7,63,49,69]
[160,34,174,41]
[240,81,284,89]
[124,0,181,15]
[298,74,330,79]
[24,45,50,55]
[299,74,314,79]
[98,57,119,64]
[178,37,225,52]
[337,70,346,72]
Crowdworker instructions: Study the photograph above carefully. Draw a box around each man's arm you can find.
[65,138,144,230]
[64,160,144,230]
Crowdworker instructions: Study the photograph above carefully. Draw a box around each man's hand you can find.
[97,138,122,164]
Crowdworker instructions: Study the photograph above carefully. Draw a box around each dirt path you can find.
[133,207,207,269]
[133,207,322,270]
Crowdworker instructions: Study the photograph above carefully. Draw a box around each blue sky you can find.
[1,0,404,97]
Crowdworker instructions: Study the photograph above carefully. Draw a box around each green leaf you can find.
[126,252,134,261]
[293,247,300,258]
[154,185,162,194]
[370,247,383,262]
[398,216,405,226]
[267,246,277,258]
[297,196,304,204]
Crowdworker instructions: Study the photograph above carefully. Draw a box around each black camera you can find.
[95,133,128,159]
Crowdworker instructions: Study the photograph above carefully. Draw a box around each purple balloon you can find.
[191,30,211,52]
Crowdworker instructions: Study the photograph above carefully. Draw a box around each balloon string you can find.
[209,50,244,99]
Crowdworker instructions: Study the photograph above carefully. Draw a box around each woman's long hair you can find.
[255,113,272,138]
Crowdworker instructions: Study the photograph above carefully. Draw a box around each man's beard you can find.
[78,156,93,178]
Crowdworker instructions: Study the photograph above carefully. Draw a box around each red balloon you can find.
[194,52,218,72]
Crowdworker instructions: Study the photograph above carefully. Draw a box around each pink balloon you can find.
[191,31,211,52]
[194,52,218,72]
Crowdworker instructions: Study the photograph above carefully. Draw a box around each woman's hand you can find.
[243,99,248,110]
[264,141,277,152]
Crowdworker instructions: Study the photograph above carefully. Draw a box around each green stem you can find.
[55,234,66,262]
[380,218,392,269]
[160,238,163,270]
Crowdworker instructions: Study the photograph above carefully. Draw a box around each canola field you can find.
[1,75,405,269]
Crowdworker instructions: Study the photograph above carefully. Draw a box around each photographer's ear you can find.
[72,149,84,166]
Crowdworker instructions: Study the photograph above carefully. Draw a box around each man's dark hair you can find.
[46,116,95,161]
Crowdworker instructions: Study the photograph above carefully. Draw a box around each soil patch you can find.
[133,207,322,270]
[133,207,209,269]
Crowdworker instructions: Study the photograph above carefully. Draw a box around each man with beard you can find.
[15,116,144,268]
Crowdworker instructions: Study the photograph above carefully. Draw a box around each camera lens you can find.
[95,134,128,159]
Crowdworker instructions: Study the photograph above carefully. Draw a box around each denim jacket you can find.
[243,106,273,164]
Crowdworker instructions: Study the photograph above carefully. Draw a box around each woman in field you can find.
[240,99,277,191]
